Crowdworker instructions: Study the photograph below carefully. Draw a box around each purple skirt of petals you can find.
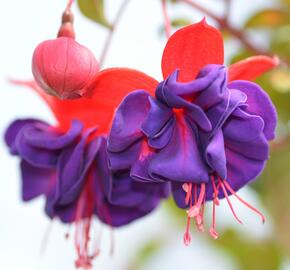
[5,119,168,226]
[107,64,277,208]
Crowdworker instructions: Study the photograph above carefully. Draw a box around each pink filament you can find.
[184,183,192,205]
[211,175,220,205]
[188,183,205,218]
[209,199,218,239]
[219,178,243,225]
[223,180,265,223]
[184,216,192,246]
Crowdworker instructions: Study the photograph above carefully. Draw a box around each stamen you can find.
[40,218,54,255]
[74,172,96,269]
[209,199,218,239]
[223,180,265,223]
[188,183,205,218]
[195,197,205,232]
[110,227,115,256]
[211,175,220,205]
[183,216,192,246]
[183,183,192,205]
[219,178,243,225]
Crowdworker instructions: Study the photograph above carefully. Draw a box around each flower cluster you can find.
[5,19,278,268]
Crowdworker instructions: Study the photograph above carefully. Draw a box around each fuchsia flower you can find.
[107,20,278,244]
[5,69,169,268]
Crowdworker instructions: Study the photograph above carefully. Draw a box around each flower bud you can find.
[32,37,99,99]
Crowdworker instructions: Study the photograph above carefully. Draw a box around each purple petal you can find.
[147,117,176,149]
[149,118,209,183]
[194,65,227,109]
[21,160,53,201]
[56,129,101,206]
[141,97,173,138]
[108,90,150,152]
[205,89,247,135]
[108,140,142,171]
[171,182,187,209]
[130,151,165,183]
[5,119,45,154]
[24,120,83,149]
[228,80,277,140]
[205,129,227,179]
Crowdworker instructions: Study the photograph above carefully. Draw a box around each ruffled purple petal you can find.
[108,90,150,152]
[141,97,173,138]
[205,129,227,179]
[21,160,53,201]
[55,128,100,206]
[108,140,142,171]
[194,65,227,109]
[9,120,83,169]
[24,120,83,149]
[228,80,277,140]
[149,118,209,183]
[5,119,45,155]
[171,182,187,209]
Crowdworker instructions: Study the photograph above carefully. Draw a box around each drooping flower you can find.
[5,68,169,268]
[107,19,278,244]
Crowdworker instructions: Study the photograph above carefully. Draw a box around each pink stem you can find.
[67,0,74,9]
[161,0,171,39]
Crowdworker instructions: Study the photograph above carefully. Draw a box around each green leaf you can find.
[245,9,290,28]
[77,0,111,28]
[159,17,192,36]
[171,18,192,28]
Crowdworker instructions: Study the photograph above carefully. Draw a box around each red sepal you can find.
[228,55,279,82]
[161,19,224,82]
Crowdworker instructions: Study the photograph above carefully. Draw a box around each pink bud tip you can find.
[32,37,99,99]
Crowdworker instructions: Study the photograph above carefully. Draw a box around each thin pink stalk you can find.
[161,0,171,39]
[67,0,74,9]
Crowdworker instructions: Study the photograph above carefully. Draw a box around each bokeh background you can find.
[0,0,290,269]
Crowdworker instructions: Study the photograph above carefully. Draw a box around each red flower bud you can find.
[32,37,99,99]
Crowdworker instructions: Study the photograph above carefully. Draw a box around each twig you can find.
[179,0,271,56]
[224,0,232,23]
[99,0,131,67]
[161,0,171,39]
[66,0,74,9]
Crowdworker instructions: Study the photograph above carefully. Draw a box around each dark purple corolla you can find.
[108,63,277,243]
[5,118,169,267]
